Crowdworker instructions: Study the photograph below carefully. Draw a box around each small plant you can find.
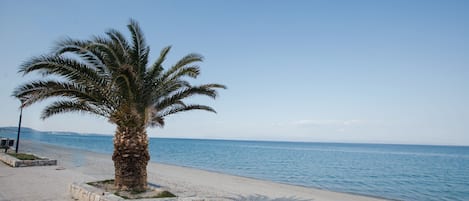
[154,190,176,198]
[7,153,41,160]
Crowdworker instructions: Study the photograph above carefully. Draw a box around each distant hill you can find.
[0,126,102,136]
[0,126,37,134]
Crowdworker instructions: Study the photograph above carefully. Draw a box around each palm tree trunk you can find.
[112,125,150,191]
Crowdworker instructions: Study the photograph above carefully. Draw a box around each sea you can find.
[1,127,468,201]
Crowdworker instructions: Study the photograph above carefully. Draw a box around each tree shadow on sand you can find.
[229,194,313,201]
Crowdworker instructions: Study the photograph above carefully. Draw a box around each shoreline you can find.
[0,140,388,201]
[153,161,392,201]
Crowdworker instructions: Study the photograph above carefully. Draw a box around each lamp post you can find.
[15,103,24,153]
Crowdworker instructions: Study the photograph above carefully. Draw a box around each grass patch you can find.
[88,179,176,199]
[7,153,41,160]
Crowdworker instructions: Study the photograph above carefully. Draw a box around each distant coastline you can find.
[1,126,468,147]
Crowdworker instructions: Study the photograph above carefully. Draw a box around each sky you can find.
[0,0,468,145]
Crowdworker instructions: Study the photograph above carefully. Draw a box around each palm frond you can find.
[162,53,203,79]
[146,46,171,80]
[127,19,149,76]
[54,37,90,55]
[41,99,107,119]
[106,29,131,60]
[158,104,216,118]
[145,79,190,107]
[19,55,106,87]
[89,36,123,68]
[199,83,227,90]
[153,85,216,111]
[169,66,201,79]
[174,53,204,69]
[54,38,108,77]
[13,80,108,108]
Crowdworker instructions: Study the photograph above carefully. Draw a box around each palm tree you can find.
[13,19,226,191]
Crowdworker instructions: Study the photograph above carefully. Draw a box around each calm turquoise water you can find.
[1,127,468,201]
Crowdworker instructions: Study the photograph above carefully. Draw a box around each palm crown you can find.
[13,19,226,128]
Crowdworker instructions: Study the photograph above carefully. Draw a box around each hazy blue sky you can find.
[1,0,468,145]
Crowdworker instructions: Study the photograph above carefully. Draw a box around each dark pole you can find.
[15,105,23,153]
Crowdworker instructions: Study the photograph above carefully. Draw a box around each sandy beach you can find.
[0,140,387,201]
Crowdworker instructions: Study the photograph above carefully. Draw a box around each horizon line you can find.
[1,126,468,147]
